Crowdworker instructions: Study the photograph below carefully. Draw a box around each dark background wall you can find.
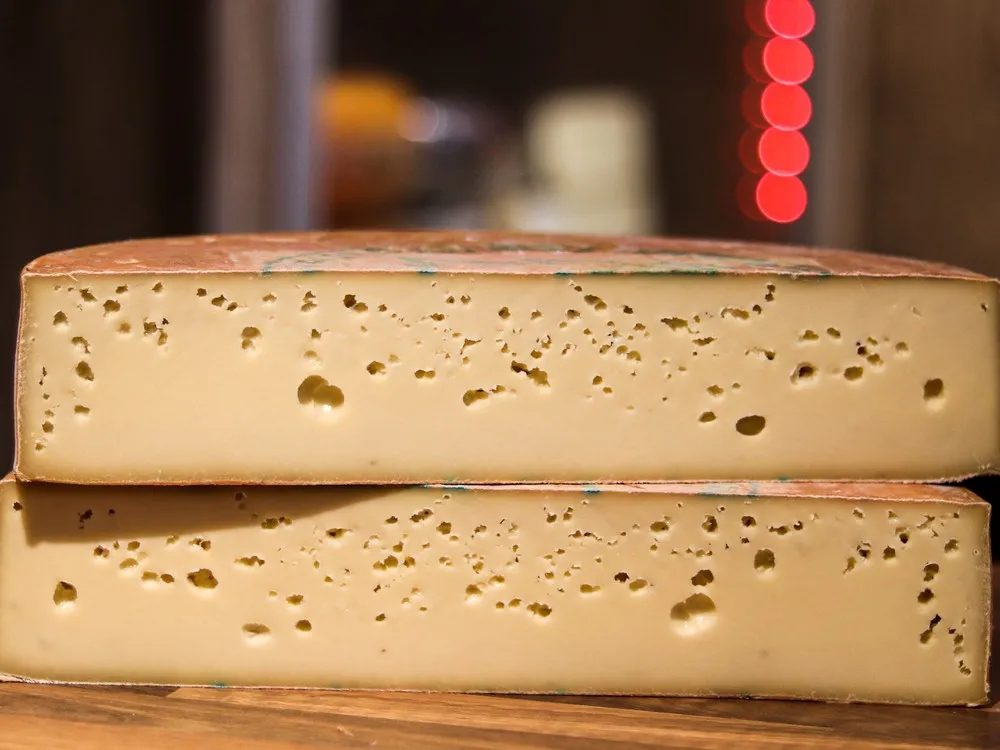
[865,0,1000,275]
[0,1,207,469]
[1,2,998,544]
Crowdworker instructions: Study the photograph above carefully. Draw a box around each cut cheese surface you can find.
[0,477,989,705]
[15,231,1000,483]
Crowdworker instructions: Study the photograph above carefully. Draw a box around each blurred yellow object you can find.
[316,74,416,225]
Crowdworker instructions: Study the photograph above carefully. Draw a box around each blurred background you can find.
[2,0,1000,517]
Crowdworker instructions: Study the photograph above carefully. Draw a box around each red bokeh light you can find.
[745,0,771,37]
[740,83,768,128]
[761,82,812,130]
[742,37,769,82]
[764,0,815,39]
[757,127,809,176]
[755,173,807,223]
[737,175,765,221]
[763,37,814,84]
[744,0,813,224]
[739,128,765,173]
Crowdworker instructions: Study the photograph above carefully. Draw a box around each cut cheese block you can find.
[0,476,990,704]
[15,231,1000,484]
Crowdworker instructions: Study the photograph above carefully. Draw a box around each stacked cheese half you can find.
[2,231,994,705]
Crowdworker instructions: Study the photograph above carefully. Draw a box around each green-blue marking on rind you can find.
[260,250,831,277]
[211,681,227,688]
[583,486,600,495]
[696,481,760,498]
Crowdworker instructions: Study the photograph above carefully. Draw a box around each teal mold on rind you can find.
[259,247,832,277]
[487,243,598,253]
[583,486,601,495]
[696,481,759,498]
[210,681,227,688]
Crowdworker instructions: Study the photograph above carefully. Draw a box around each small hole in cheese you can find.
[242,623,271,638]
[923,378,944,402]
[187,569,218,589]
[53,581,77,606]
[736,415,766,436]
[297,376,344,410]
[691,569,714,586]
[754,549,775,572]
[669,594,716,634]
[791,363,816,383]
[527,602,552,617]
[463,389,489,406]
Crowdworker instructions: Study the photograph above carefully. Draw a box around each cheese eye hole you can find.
[736,415,766,436]
[297,376,344,410]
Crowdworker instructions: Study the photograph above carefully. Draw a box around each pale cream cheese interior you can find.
[0,480,989,704]
[16,271,1000,483]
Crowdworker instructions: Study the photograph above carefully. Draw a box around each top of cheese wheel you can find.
[22,231,995,281]
[1,472,981,503]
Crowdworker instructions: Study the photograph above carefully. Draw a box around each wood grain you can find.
[0,567,998,749]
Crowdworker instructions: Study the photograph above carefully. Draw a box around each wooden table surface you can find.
[1,571,998,750]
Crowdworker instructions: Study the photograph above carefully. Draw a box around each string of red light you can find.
[741,0,815,224]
